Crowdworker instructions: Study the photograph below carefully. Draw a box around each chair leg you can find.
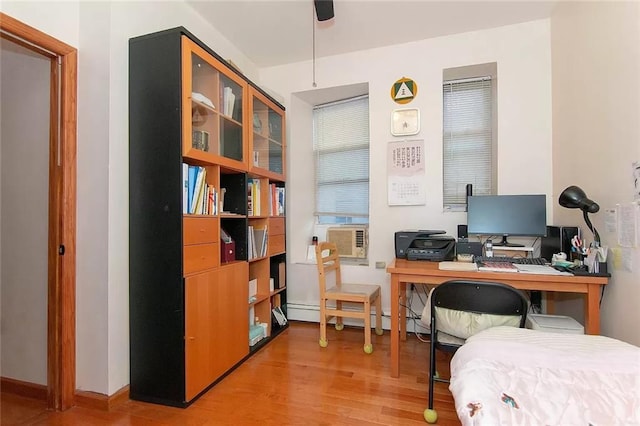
[335,301,344,330]
[428,334,436,408]
[319,298,328,347]
[375,293,383,335]
[423,320,438,423]
[363,300,373,354]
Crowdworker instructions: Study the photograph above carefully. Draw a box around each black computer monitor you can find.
[467,194,547,247]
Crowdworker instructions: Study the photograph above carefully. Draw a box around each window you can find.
[313,95,369,224]
[443,69,496,210]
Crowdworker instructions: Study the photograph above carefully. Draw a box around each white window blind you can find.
[313,95,369,224]
[443,77,493,208]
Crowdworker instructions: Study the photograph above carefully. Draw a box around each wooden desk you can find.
[386,259,609,378]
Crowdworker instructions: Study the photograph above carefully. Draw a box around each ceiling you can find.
[186,1,558,69]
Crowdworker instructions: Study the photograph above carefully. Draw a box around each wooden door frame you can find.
[0,13,77,411]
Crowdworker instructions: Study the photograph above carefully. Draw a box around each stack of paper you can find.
[438,261,478,271]
[515,264,572,275]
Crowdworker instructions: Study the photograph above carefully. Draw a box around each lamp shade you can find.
[559,185,600,213]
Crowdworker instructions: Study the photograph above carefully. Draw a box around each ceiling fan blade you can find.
[314,0,334,21]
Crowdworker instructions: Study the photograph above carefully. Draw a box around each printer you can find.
[395,230,456,261]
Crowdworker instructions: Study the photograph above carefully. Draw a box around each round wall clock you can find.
[391,108,420,136]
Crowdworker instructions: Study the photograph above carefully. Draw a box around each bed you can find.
[449,326,640,425]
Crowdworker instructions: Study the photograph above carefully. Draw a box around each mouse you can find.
[552,264,570,272]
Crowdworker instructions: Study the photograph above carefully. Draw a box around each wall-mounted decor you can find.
[391,108,420,136]
[391,77,418,104]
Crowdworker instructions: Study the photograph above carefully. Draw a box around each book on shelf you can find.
[270,261,286,289]
[192,92,215,109]
[271,306,287,327]
[182,163,189,214]
[223,86,236,117]
[192,167,207,215]
[262,233,268,258]
[277,187,285,215]
[268,184,285,216]
[253,226,267,258]
[247,225,256,259]
[184,166,219,216]
[202,186,209,215]
[278,262,285,288]
[269,184,276,216]
[248,278,258,300]
[207,185,217,215]
[187,165,197,213]
[247,178,262,216]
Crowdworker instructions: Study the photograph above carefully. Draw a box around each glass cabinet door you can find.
[182,37,246,168]
[250,88,285,180]
[218,75,243,162]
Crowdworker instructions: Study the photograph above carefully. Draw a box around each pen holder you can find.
[597,262,608,275]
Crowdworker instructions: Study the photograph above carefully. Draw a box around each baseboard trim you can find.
[74,385,129,411]
[287,303,427,334]
[1,376,47,401]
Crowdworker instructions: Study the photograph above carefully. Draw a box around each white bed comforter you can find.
[449,327,640,426]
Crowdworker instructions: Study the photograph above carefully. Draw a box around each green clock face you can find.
[391,108,420,136]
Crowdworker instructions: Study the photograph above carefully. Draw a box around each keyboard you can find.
[475,256,548,265]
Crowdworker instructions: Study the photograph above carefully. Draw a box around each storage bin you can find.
[526,313,584,334]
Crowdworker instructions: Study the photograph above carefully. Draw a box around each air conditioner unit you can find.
[327,227,368,259]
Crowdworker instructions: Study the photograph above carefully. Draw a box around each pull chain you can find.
[312,7,317,87]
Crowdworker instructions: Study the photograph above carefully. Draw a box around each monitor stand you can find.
[493,235,524,247]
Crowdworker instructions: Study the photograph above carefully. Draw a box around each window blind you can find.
[313,95,369,222]
[443,77,493,207]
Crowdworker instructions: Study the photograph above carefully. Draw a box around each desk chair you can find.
[315,242,383,354]
[424,280,528,423]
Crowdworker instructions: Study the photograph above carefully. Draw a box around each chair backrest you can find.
[431,280,528,341]
[315,242,342,294]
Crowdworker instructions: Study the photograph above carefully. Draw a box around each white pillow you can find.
[420,287,522,340]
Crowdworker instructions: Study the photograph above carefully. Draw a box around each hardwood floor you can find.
[1,321,459,425]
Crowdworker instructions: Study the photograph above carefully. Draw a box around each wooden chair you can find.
[314,242,383,354]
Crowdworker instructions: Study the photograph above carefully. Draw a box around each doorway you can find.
[0,13,77,411]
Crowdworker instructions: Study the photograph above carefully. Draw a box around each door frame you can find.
[0,13,77,411]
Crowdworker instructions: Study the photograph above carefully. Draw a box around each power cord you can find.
[401,284,431,343]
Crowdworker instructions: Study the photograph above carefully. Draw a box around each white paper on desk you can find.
[439,261,478,271]
[514,264,572,275]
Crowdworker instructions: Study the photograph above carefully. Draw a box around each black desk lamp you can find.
[559,185,600,245]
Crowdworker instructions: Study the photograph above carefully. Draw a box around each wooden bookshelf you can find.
[129,26,286,407]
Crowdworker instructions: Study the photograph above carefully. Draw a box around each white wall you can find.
[551,2,640,345]
[259,20,553,323]
[0,40,50,385]
[0,2,80,47]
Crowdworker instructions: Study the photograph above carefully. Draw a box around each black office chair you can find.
[424,280,528,423]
